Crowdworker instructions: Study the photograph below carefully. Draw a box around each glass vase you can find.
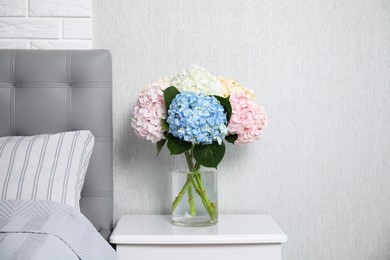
[171,169,218,227]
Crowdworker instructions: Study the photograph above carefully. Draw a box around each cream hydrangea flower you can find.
[156,76,172,85]
[170,65,223,96]
[217,76,256,100]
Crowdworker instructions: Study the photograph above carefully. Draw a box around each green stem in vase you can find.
[192,177,214,219]
[185,151,196,215]
[186,151,216,222]
[171,151,196,214]
[187,183,196,216]
[186,173,214,219]
[172,177,192,212]
[193,171,216,221]
[172,150,217,222]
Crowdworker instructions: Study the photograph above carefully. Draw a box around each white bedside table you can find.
[110,215,287,260]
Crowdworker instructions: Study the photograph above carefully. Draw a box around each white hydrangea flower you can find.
[170,65,223,96]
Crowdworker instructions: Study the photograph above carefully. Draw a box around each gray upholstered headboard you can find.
[0,49,113,240]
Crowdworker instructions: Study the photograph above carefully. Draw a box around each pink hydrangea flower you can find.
[131,83,168,143]
[228,91,268,144]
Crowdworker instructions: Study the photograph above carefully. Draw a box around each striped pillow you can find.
[0,131,95,209]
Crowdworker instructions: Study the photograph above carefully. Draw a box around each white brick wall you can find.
[30,0,91,17]
[0,0,92,49]
[0,0,27,17]
[63,19,92,39]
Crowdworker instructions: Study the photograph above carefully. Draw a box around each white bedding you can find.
[0,200,118,260]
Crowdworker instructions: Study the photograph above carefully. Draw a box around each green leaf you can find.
[156,139,166,156]
[225,134,238,144]
[163,86,180,111]
[161,119,169,131]
[166,134,192,155]
[213,95,232,122]
[193,142,226,168]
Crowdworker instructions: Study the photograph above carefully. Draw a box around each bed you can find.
[0,49,116,259]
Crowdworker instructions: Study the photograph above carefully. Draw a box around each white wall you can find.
[93,1,390,259]
[0,0,92,49]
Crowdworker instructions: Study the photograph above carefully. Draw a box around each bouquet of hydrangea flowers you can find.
[132,65,267,225]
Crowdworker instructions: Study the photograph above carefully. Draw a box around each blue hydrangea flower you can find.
[167,92,228,145]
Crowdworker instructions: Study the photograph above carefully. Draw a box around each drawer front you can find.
[117,244,282,260]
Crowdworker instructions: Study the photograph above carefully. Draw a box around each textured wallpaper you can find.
[93,1,390,259]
